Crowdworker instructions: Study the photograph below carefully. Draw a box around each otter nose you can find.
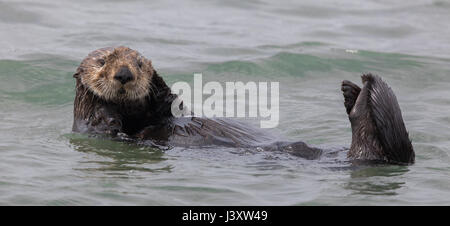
[114,66,133,84]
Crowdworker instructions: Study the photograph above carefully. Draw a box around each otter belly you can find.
[135,117,325,160]
[138,117,276,148]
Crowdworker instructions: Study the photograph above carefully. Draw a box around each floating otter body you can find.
[72,46,414,164]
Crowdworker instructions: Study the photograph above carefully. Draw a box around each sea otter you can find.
[72,46,415,164]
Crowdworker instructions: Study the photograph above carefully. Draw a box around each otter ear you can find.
[73,67,83,79]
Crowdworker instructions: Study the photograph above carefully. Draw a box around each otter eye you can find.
[97,59,105,67]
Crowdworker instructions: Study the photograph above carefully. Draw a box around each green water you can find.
[1,0,450,205]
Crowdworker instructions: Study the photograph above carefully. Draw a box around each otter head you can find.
[74,46,154,102]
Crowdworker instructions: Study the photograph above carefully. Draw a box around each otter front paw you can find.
[104,117,122,136]
[89,107,123,136]
[341,80,361,114]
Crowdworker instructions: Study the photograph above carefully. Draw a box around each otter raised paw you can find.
[341,74,415,164]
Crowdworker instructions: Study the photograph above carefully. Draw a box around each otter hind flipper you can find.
[341,80,361,114]
[343,74,415,164]
[363,74,415,164]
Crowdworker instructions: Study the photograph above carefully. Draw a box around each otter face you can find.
[74,46,153,102]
